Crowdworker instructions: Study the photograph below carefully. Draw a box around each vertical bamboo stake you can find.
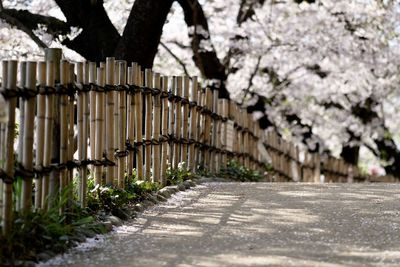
[94,67,105,185]
[314,154,321,183]
[35,62,46,210]
[76,62,87,207]
[216,96,223,171]
[181,76,189,167]
[44,49,62,209]
[117,61,127,188]
[160,76,169,184]
[17,61,26,161]
[127,65,135,179]
[0,62,7,220]
[173,77,182,169]
[59,60,70,200]
[67,64,75,192]
[104,58,116,185]
[2,60,17,235]
[144,69,153,180]
[209,89,217,172]
[88,62,97,181]
[188,77,198,172]
[20,61,37,213]
[16,61,26,211]
[168,77,176,169]
[135,66,143,180]
[196,84,203,167]
[203,87,212,169]
[42,61,55,209]
[151,73,161,183]
[221,99,228,167]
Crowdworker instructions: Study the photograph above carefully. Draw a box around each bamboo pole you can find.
[42,61,55,210]
[203,87,212,169]
[173,76,182,169]
[16,61,26,211]
[20,61,37,213]
[35,61,46,210]
[168,77,176,169]
[127,65,135,179]
[188,77,198,172]
[59,60,69,199]
[45,50,62,209]
[210,89,218,172]
[135,65,143,180]
[197,86,204,166]
[144,69,153,180]
[88,62,97,182]
[17,61,26,161]
[117,61,127,188]
[2,60,17,234]
[221,99,228,167]
[314,154,321,183]
[105,57,115,185]
[0,62,7,220]
[113,62,120,185]
[76,62,88,207]
[181,76,190,167]
[151,73,161,183]
[216,100,223,171]
[94,67,105,186]
[160,76,169,185]
[66,64,74,198]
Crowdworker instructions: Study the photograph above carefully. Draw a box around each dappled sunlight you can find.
[42,183,400,267]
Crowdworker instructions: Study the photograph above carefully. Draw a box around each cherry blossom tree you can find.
[1,0,400,175]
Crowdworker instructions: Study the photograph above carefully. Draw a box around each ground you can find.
[40,182,400,267]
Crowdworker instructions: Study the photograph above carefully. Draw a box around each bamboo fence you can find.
[0,54,396,235]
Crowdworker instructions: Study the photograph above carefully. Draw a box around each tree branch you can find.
[1,8,70,37]
[240,56,262,105]
[160,41,190,77]
[177,0,229,97]
[0,9,52,48]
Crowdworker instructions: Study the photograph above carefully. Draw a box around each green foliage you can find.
[219,160,264,182]
[86,171,161,213]
[166,162,192,185]
[195,165,213,178]
[0,186,103,264]
[87,185,135,213]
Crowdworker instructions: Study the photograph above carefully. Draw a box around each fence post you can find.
[116,61,127,188]
[2,60,17,235]
[21,62,37,214]
[196,85,205,167]
[94,66,105,186]
[135,65,143,180]
[221,99,228,168]
[144,69,153,180]
[203,87,212,169]
[42,61,55,209]
[126,65,135,180]
[160,76,169,185]
[59,60,70,199]
[181,76,190,168]
[35,61,46,210]
[105,57,115,185]
[152,73,161,183]
[76,62,88,207]
[188,77,198,172]
[173,76,182,169]
[314,154,321,183]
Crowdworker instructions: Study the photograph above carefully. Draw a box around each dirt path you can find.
[41,183,400,267]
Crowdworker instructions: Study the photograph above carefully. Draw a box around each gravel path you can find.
[41,183,400,267]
